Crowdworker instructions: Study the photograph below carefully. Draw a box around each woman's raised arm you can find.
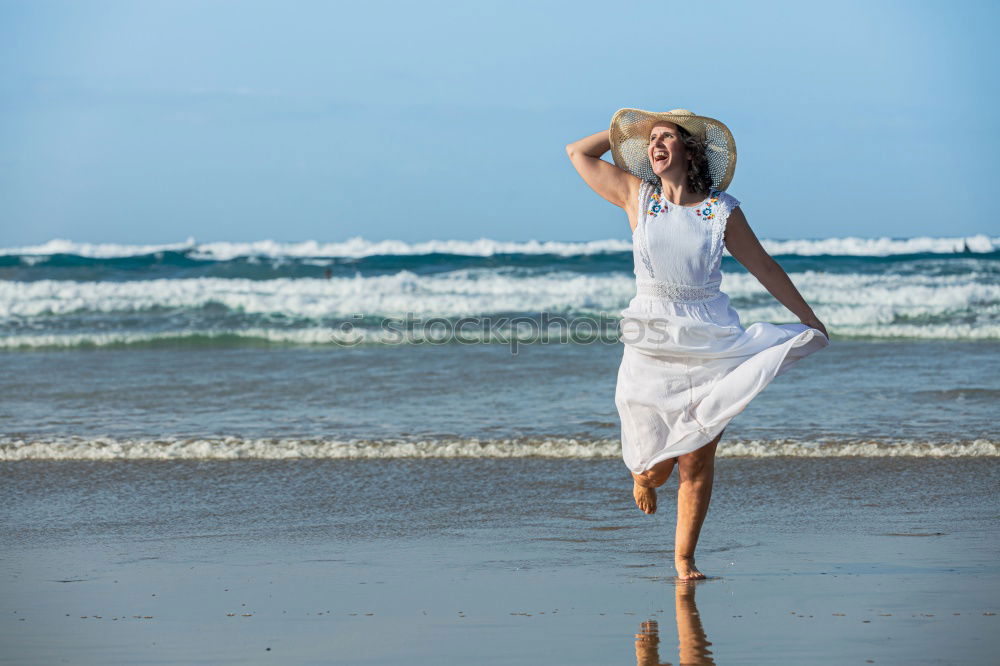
[566,130,641,212]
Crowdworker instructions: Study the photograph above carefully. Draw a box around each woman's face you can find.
[647,122,689,177]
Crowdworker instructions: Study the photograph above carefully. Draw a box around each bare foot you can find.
[633,481,657,514]
[634,620,661,665]
[674,555,706,581]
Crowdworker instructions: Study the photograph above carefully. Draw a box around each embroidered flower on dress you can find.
[646,191,663,216]
[695,192,721,220]
[647,188,723,219]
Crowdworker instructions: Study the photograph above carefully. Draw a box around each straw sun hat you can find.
[609,108,737,191]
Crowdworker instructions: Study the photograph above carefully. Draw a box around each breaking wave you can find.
[2,436,996,461]
[2,234,997,260]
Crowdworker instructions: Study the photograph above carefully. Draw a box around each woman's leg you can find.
[631,456,677,514]
[673,428,724,580]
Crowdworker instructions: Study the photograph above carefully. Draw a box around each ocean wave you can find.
[0,237,633,260]
[3,270,997,318]
[2,322,999,350]
[0,272,636,318]
[2,234,997,260]
[1,269,996,342]
[1,436,995,461]
[0,326,623,350]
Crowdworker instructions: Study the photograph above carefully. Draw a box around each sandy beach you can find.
[2,456,997,664]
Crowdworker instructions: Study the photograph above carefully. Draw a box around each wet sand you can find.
[1,457,997,664]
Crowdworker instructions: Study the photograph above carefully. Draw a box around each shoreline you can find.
[2,457,997,664]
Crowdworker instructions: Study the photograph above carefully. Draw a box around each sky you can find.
[1,0,998,247]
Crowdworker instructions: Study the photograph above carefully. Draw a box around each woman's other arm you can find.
[566,131,642,220]
[724,207,829,338]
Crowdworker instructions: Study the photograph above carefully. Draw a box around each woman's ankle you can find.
[631,473,657,488]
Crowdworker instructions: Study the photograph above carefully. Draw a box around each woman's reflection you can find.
[634,581,715,665]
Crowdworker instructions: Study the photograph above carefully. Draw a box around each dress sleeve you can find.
[717,190,741,219]
[637,180,652,219]
[709,190,740,270]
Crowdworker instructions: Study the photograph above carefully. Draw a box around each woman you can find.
[566,109,829,581]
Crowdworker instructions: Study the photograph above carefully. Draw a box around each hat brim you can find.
[609,108,737,191]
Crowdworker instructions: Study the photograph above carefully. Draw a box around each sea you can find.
[0,234,997,461]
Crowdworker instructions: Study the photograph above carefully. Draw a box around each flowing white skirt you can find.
[615,291,829,474]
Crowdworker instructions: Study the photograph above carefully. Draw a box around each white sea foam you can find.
[3,270,998,319]
[0,272,638,318]
[1,270,996,341]
[0,326,598,349]
[0,237,632,259]
[759,235,997,256]
[1,238,200,258]
[1,436,995,461]
[2,234,997,259]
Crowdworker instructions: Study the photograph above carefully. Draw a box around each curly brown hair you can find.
[652,125,712,194]
[672,125,714,195]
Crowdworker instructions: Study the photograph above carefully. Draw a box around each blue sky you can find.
[1,0,997,246]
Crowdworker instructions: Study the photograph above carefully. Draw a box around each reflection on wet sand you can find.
[634,582,715,665]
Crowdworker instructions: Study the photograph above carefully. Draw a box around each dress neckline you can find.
[654,186,714,209]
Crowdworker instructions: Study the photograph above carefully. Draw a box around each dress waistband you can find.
[635,279,723,303]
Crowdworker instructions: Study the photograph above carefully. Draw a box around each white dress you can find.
[616,182,829,474]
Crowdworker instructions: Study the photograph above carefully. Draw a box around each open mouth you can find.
[652,153,668,166]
